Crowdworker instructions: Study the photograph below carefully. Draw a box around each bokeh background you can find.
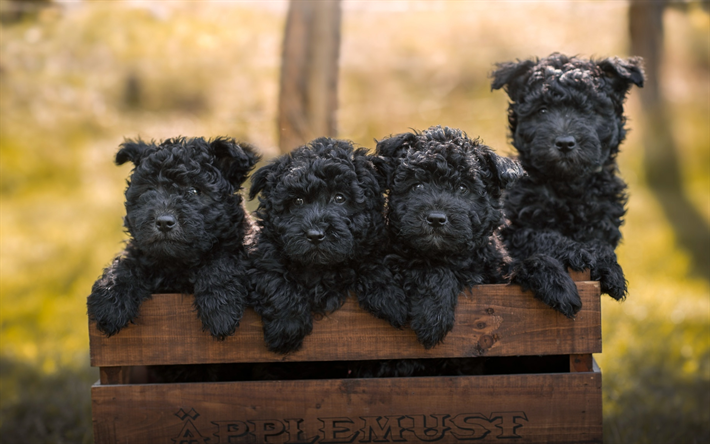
[0,1,708,442]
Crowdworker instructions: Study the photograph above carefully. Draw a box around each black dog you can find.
[248,137,407,354]
[87,136,259,339]
[491,53,644,316]
[376,126,523,348]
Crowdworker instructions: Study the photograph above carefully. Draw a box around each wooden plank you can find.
[99,366,131,385]
[89,282,601,366]
[91,369,602,444]
[570,354,594,373]
[568,268,591,281]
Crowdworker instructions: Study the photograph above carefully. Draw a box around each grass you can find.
[0,356,96,444]
[0,2,708,442]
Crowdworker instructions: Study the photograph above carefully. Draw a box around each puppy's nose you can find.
[426,212,448,227]
[306,228,326,244]
[555,135,576,153]
[156,215,176,232]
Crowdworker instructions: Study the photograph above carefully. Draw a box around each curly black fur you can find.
[376,126,524,348]
[491,53,644,316]
[248,138,407,354]
[87,136,259,339]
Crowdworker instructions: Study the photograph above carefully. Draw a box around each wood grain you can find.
[99,366,130,385]
[92,367,602,444]
[570,354,595,373]
[568,268,591,281]
[90,282,601,367]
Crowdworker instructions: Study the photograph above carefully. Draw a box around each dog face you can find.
[249,138,384,266]
[491,53,644,180]
[376,126,523,256]
[116,137,259,260]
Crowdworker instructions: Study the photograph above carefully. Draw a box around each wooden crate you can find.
[90,270,602,444]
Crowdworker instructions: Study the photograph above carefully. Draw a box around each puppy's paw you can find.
[410,308,455,349]
[414,325,451,350]
[382,304,408,329]
[262,317,312,354]
[596,262,628,301]
[564,248,596,272]
[358,292,408,329]
[194,291,245,340]
[357,270,409,329]
[514,255,582,318]
[201,309,241,340]
[87,290,137,337]
[519,268,582,317]
[92,313,127,337]
[544,275,583,318]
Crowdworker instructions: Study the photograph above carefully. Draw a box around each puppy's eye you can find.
[413,183,424,191]
[538,107,548,115]
[333,193,346,204]
[187,187,200,195]
[294,197,304,206]
[458,185,468,194]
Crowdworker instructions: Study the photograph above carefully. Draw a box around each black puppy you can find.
[376,126,523,348]
[248,137,407,354]
[87,136,259,339]
[491,53,644,316]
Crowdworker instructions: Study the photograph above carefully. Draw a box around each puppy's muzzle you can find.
[426,211,448,228]
[555,135,577,153]
[155,214,177,233]
[306,228,326,244]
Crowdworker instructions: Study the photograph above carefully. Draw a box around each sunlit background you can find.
[1,1,708,442]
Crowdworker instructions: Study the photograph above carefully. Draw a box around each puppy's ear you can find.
[375,132,417,159]
[210,137,261,187]
[348,148,384,201]
[597,56,645,101]
[248,160,279,201]
[374,132,417,186]
[116,139,153,166]
[481,148,525,190]
[490,59,536,102]
[370,155,391,190]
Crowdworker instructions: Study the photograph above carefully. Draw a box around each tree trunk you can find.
[629,0,710,280]
[278,0,342,154]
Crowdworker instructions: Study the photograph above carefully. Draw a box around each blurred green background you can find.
[0,1,708,443]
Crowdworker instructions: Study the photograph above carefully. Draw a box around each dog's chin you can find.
[289,248,350,266]
[407,232,465,255]
[284,240,353,267]
[553,160,600,180]
[138,232,204,260]
[528,153,599,181]
[142,240,193,260]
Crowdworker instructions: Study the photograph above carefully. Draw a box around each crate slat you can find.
[91,366,602,444]
[89,282,601,367]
